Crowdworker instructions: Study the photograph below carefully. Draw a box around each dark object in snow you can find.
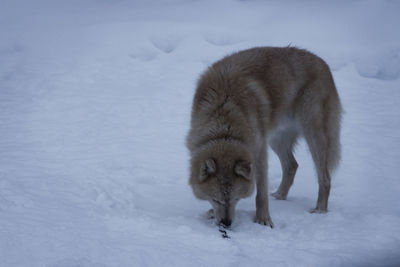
[219,225,231,239]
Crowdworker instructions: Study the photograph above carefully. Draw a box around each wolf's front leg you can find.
[254,146,274,228]
[255,194,273,227]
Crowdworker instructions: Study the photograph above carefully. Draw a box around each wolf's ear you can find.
[234,160,252,180]
[199,158,217,182]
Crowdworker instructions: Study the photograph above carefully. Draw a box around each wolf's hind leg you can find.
[301,88,341,213]
[303,128,331,213]
[269,127,298,200]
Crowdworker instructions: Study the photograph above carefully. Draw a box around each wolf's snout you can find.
[220,218,232,227]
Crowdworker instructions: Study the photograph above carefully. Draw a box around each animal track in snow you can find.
[129,48,158,62]
[355,50,400,80]
[149,35,181,53]
[203,32,243,46]
[93,183,136,214]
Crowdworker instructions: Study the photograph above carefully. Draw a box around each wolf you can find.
[186,47,342,227]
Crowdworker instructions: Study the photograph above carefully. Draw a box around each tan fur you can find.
[187,47,342,227]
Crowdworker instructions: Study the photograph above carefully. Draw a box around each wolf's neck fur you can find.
[191,95,254,150]
[187,66,267,154]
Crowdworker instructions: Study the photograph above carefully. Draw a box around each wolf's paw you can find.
[309,207,327,214]
[271,191,287,200]
[206,209,215,219]
[254,214,274,228]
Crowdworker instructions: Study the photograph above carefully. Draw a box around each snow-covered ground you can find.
[1,0,400,266]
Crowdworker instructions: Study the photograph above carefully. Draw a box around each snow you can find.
[1,0,400,266]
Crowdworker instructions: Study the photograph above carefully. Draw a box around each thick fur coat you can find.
[187,47,342,227]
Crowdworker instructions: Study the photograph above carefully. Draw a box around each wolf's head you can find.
[189,141,255,226]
